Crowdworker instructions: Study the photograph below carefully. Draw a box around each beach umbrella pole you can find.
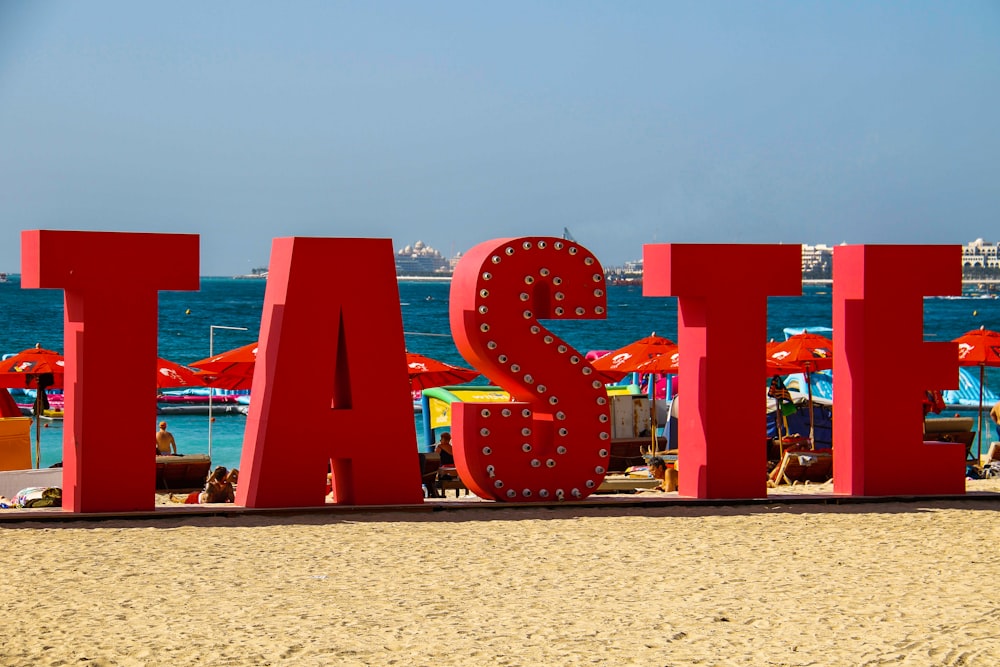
[649,373,658,454]
[806,367,815,448]
[34,390,41,469]
[978,365,985,461]
[770,396,780,467]
[208,390,214,460]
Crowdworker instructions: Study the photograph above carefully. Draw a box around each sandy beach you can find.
[0,481,997,666]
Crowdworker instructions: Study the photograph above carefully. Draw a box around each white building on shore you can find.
[801,243,834,274]
[962,239,1000,269]
[395,240,453,276]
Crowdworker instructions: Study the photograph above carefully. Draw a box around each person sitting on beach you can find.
[990,400,1000,443]
[155,421,178,455]
[199,466,235,504]
[434,432,455,465]
[643,456,678,493]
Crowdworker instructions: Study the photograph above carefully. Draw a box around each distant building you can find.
[801,244,833,279]
[395,240,452,276]
[962,238,1000,269]
[604,258,643,285]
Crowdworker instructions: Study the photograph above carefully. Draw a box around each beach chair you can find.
[419,451,468,498]
[436,464,468,498]
[418,453,442,498]
[768,450,832,486]
[923,417,976,461]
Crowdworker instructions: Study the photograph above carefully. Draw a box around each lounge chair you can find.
[923,417,976,461]
[436,464,468,497]
[768,450,832,486]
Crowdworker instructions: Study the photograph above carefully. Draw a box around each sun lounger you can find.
[923,417,976,461]
[419,452,468,498]
[155,454,211,490]
[768,450,832,486]
[436,464,468,497]
[0,467,62,499]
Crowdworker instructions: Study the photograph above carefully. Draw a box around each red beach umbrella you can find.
[765,341,803,376]
[406,352,480,391]
[952,326,1000,458]
[0,344,65,468]
[155,357,204,389]
[190,341,259,459]
[591,334,678,452]
[0,344,65,388]
[766,333,833,373]
[590,334,678,378]
[194,349,480,393]
[195,370,253,392]
[766,333,834,445]
[631,347,680,375]
[189,341,258,378]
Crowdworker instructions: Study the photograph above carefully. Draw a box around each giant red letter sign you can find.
[643,244,802,499]
[832,245,965,495]
[236,237,424,508]
[21,230,200,512]
[449,238,611,501]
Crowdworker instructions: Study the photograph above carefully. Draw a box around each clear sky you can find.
[1,1,997,276]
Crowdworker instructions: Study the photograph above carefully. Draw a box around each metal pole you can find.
[34,390,41,469]
[208,325,249,459]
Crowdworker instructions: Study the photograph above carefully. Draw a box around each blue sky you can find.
[1,1,997,275]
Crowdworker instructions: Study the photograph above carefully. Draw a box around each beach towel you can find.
[980,462,1000,479]
[13,486,62,508]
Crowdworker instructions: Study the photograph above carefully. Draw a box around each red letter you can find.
[833,245,965,495]
[643,244,802,499]
[236,238,424,508]
[21,230,199,512]
[449,237,611,501]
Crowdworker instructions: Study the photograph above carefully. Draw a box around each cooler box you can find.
[0,417,32,471]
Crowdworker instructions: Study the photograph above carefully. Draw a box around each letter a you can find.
[237,238,424,508]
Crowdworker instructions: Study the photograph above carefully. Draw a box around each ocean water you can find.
[1,275,998,470]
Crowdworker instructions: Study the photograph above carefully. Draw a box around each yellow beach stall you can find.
[0,416,32,471]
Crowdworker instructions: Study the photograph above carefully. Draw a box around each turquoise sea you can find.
[1,275,998,470]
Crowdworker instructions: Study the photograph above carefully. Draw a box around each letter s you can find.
[449,237,611,502]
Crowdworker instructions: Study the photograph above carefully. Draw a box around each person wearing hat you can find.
[155,420,178,455]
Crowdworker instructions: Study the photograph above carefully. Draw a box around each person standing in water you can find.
[155,421,178,455]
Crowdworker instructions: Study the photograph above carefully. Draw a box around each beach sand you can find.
[1,480,998,666]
